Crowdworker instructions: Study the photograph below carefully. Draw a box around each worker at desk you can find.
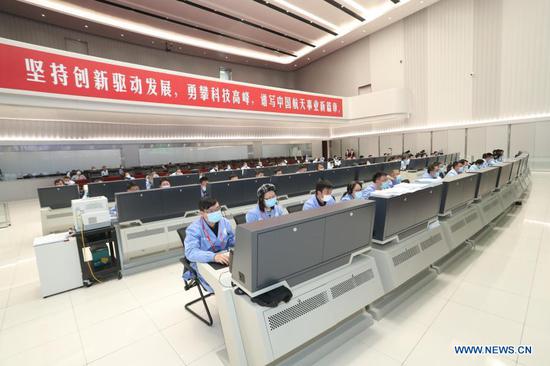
[468,159,484,171]
[246,183,288,223]
[341,181,363,201]
[387,169,403,187]
[446,161,464,177]
[184,197,235,293]
[199,176,210,198]
[421,163,442,179]
[303,179,336,211]
[361,172,388,199]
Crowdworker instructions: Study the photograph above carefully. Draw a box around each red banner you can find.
[0,41,343,117]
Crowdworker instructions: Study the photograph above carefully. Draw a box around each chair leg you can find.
[184,282,214,326]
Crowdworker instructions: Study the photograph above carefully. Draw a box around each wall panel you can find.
[359,135,379,157]
[379,134,403,155]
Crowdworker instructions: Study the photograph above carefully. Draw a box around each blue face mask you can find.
[395,176,402,184]
[206,210,223,224]
[265,197,277,208]
[381,182,391,190]
[354,191,363,200]
[458,167,464,173]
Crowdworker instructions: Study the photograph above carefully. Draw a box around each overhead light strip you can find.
[176,0,315,48]
[323,0,365,21]
[252,0,338,36]
[94,0,297,57]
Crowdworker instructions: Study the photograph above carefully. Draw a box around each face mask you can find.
[207,210,223,224]
[265,197,277,208]
[354,191,363,200]
[430,172,438,178]
[322,195,332,203]
[395,176,402,184]
[201,186,207,192]
[381,182,391,190]
[458,167,464,173]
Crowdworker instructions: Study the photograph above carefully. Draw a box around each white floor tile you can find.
[451,281,529,323]
[428,302,523,346]
[357,318,430,363]
[69,278,127,307]
[2,290,72,329]
[0,308,78,360]
[162,317,225,365]
[518,325,550,366]
[73,288,140,330]
[524,298,550,331]
[79,308,158,362]
[0,332,85,366]
[6,281,42,307]
[0,288,8,309]
[124,271,186,305]
[188,348,226,366]
[315,337,401,366]
[88,333,183,366]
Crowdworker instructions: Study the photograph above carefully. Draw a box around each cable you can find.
[78,214,102,284]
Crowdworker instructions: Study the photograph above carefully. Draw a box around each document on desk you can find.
[370,182,442,198]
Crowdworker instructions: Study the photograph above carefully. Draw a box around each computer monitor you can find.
[407,158,428,171]
[209,176,271,208]
[357,164,383,182]
[159,185,202,219]
[321,166,358,188]
[270,171,324,197]
[427,156,440,166]
[371,184,443,241]
[439,174,478,214]
[231,200,376,295]
[285,203,303,213]
[382,161,401,173]
[204,170,241,182]
[467,167,500,199]
[153,173,199,188]
[115,189,163,223]
[496,162,513,189]
[88,179,147,202]
[38,185,80,209]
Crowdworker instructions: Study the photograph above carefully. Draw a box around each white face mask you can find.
[322,195,332,202]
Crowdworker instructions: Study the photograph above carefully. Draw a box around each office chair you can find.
[176,227,214,326]
[233,213,247,225]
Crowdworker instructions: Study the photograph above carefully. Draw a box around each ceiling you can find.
[1,0,437,70]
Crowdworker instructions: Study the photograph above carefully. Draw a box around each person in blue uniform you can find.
[387,169,403,187]
[446,161,464,177]
[468,159,484,171]
[421,162,442,179]
[303,179,336,211]
[485,153,497,167]
[184,197,235,293]
[199,176,210,198]
[361,172,388,199]
[341,181,363,201]
[109,182,140,217]
[245,183,288,223]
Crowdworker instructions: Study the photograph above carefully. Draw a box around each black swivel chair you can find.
[176,227,214,326]
[233,213,247,225]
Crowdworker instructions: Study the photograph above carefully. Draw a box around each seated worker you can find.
[459,159,470,170]
[241,162,250,170]
[71,170,86,181]
[361,172,388,199]
[184,197,235,293]
[303,179,336,211]
[54,178,64,187]
[296,166,307,174]
[400,154,411,171]
[256,161,264,168]
[170,168,183,176]
[468,159,484,171]
[484,153,497,167]
[274,169,283,176]
[199,176,209,198]
[225,164,232,171]
[316,163,325,171]
[421,162,441,179]
[246,183,288,223]
[229,175,239,181]
[387,169,403,186]
[255,171,265,178]
[209,165,219,172]
[63,176,75,185]
[341,181,363,201]
[446,161,464,177]
[100,166,109,177]
[159,178,171,188]
[124,172,135,180]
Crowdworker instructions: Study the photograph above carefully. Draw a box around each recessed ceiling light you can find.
[178,46,182,49]
[84,24,88,28]
[322,49,326,52]
[151,40,155,44]
[388,17,392,20]
[307,57,310,60]
[41,13,45,17]
[341,40,344,43]
[120,33,124,37]
[362,29,366,33]
[225,56,228,59]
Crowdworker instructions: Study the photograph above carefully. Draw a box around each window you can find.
[219,67,232,81]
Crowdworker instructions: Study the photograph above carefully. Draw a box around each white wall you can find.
[295,0,550,127]
[359,136,379,157]
[139,145,249,165]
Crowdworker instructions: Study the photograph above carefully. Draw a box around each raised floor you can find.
[0,173,549,366]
